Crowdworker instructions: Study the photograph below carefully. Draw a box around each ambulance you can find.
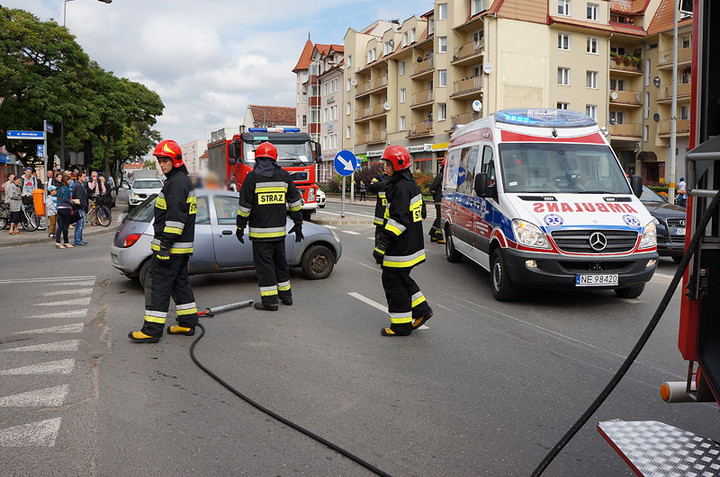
[441,108,658,300]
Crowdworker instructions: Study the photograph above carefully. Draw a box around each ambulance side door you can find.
[454,145,480,246]
[472,144,496,258]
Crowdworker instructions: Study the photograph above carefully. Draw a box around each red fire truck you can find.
[206,127,321,220]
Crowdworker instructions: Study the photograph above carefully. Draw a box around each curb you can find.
[0,226,117,249]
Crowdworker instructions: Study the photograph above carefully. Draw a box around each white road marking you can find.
[25,310,88,319]
[347,292,430,329]
[341,230,361,235]
[324,225,338,230]
[13,323,84,335]
[47,280,96,287]
[0,276,95,285]
[41,288,93,297]
[0,359,75,376]
[366,236,375,240]
[1,340,81,352]
[321,210,374,218]
[0,418,62,447]
[0,385,69,407]
[36,297,91,307]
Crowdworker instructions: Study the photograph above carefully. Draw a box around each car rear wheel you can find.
[614,283,645,299]
[301,244,334,279]
[138,259,152,289]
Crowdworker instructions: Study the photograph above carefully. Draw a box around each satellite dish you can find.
[350,77,357,86]
[653,113,660,122]
[472,100,482,112]
[482,63,493,75]
[383,102,392,111]
[653,76,661,87]
[610,91,618,100]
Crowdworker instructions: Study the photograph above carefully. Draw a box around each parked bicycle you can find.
[19,196,41,232]
[87,198,112,227]
[0,203,9,230]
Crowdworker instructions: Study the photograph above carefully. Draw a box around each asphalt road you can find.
[0,201,717,476]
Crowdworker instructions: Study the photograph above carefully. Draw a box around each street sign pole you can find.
[43,120,48,191]
[341,176,346,218]
[334,150,358,219]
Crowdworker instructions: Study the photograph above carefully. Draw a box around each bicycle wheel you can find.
[0,207,8,230]
[97,205,112,227]
[21,210,38,232]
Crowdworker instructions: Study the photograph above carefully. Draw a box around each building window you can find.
[609,110,624,124]
[557,102,569,110]
[439,69,447,87]
[346,126,351,139]
[586,70,598,89]
[645,59,651,86]
[680,105,690,119]
[303,115,307,127]
[471,0,487,15]
[585,105,597,120]
[587,37,598,54]
[302,92,307,102]
[559,0,571,16]
[411,28,416,43]
[438,3,448,19]
[399,115,406,130]
[347,79,351,91]
[558,67,570,85]
[323,108,328,122]
[644,92,650,119]
[680,68,691,84]
[346,102,351,115]
[610,78,625,91]
[428,18,435,35]
[643,125,649,142]
[347,55,352,68]
[438,103,447,121]
[400,88,406,103]
[587,3,598,20]
[558,33,570,50]
[438,36,447,53]
[400,60,406,75]
[403,32,408,47]
[681,34,692,48]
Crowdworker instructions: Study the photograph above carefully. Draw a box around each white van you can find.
[441,109,658,300]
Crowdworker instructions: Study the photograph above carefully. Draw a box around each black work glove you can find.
[155,246,171,262]
[373,246,385,264]
[236,227,245,243]
[290,224,303,243]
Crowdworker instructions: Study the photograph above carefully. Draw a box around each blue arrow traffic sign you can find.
[7,130,44,140]
[334,150,358,176]
[37,145,45,158]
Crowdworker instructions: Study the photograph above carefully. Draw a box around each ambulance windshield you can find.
[498,143,632,194]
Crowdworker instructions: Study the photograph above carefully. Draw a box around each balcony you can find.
[355,102,386,122]
[356,130,387,145]
[411,56,434,78]
[658,46,692,68]
[451,111,482,129]
[658,118,691,136]
[451,41,484,66]
[608,123,642,140]
[657,82,692,102]
[356,75,388,97]
[411,89,433,108]
[450,76,483,99]
[609,56,643,75]
[609,90,642,107]
[408,121,434,138]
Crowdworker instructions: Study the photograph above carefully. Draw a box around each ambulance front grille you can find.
[551,229,639,253]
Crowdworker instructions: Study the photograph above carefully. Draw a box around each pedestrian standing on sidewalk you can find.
[359,181,367,201]
[56,173,73,248]
[373,146,433,336]
[46,185,58,239]
[72,171,88,246]
[8,175,23,236]
[21,167,38,197]
[3,173,15,206]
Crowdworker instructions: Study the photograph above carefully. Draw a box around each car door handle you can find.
[221,230,233,235]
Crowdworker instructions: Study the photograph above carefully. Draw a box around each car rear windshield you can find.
[127,195,157,223]
[498,143,632,194]
[133,179,163,189]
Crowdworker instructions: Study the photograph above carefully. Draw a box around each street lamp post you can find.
[61,0,112,169]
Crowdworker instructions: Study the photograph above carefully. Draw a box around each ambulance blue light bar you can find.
[495,109,596,128]
[248,127,301,133]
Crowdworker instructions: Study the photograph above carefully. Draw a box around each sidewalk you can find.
[311,196,375,226]
[0,216,121,249]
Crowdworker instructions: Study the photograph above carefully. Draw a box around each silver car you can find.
[128,178,164,209]
[110,189,342,288]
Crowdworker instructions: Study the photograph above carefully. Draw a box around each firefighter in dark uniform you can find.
[129,140,198,343]
[368,171,389,246]
[373,146,433,336]
[428,159,446,243]
[236,142,304,311]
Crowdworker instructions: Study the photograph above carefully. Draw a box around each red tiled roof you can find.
[647,0,692,34]
[293,39,314,72]
[247,105,296,126]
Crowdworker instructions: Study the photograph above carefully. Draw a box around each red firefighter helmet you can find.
[153,140,183,168]
[381,145,412,171]
[255,142,278,161]
[441,158,447,168]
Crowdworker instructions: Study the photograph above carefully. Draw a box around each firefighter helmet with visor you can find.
[153,140,184,168]
[381,145,412,171]
[255,142,278,161]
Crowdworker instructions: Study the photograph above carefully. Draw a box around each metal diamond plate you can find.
[598,420,720,476]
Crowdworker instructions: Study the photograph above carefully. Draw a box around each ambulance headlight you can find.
[640,221,657,249]
[512,219,550,249]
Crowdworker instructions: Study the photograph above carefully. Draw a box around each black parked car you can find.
[640,186,687,263]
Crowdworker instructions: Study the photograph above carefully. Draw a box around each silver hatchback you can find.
[110,189,342,288]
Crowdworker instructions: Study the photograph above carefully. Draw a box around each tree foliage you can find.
[0,7,164,186]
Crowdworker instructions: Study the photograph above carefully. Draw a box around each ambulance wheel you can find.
[490,249,517,301]
[445,230,462,263]
[614,283,645,299]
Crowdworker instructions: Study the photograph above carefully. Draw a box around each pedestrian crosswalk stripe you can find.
[341,230,361,235]
[0,359,75,376]
[0,276,95,284]
[347,292,387,313]
[25,310,88,319]
[13,323,84,335]
[46,280,96,287]
[0,418,62,447]
[41,288,93,297]
[325,225,338,230]
[36,297,91,307]
[0,340,80,352]
[0,385,69,407]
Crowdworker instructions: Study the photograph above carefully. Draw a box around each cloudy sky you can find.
[5,0,433,148]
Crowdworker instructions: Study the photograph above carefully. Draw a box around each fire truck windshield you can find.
[243,142,312,166]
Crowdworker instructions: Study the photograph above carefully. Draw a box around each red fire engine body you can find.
[207,127,321,220]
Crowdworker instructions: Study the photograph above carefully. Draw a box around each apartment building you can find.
[180,139,206,175]
[297,0,692,185]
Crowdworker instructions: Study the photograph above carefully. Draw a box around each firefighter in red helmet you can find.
[373,145,433,336]
[236,142,304,310]
[129,139,198,343]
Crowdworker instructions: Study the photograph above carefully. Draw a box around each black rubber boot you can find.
[281,298,293,306]
[254,302,279,311]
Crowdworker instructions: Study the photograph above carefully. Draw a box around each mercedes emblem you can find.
[589,232,608,251]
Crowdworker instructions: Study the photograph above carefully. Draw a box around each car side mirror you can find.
[227,141,239,165]
[474,172,488,197]
[631,175,643,198]
[313,141,322,164]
